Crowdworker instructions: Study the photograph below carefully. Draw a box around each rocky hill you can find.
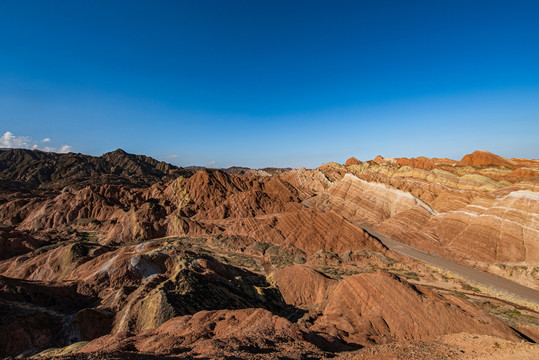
[0,148,194,190]
[0,149,537,359]
[319,150,539,289]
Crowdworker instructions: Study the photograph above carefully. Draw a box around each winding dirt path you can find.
[359,224,539,305]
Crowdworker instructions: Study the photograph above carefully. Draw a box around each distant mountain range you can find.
[0,148,194,190]
[0,148,294,190]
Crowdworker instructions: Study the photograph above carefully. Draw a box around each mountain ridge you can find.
[0,148,194,190]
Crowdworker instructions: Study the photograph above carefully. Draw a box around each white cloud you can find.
[0,131,31,148]
[165,154,177,158]
[0,131,72,153]
[205,160,216,166]
[58,145,72,153]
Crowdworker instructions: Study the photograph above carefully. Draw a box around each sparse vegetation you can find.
[459,281,481,293]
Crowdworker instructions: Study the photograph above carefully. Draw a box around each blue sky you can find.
[0,0,538,168]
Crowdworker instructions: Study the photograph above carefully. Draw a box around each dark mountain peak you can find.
[0,148,194,190]
[102,148,133,161]
[104,148,128,156]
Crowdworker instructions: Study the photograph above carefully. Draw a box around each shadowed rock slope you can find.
[0,148,193,190]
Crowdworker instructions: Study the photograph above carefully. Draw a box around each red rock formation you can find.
[0,149,537,358]
[312,153,539,286]
[280,168,332,196]
[459,150,517,168]
[345,157,361,166]
[305,173,437,226]
[395,156,458,168]
[0,275,107,357]
[507,168,539,177]
[374,185,539,269]
[371,155,458,168]
[223,208,384,255]
[272,265,337,308]
[370,151,520,169]
[79,308,331,358]
[0,228,46,260]
[311,271,520,346]
[511,157,539,168]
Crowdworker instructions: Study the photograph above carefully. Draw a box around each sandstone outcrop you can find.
[78,308,331,358]
[272,265,337,308]
[0,275,108,357]
[0,149,537,358]
[345,157,361,166]
[311,271,520,346]
[0,227,46,260]
[459,150,518,168]
[312,151,539,286]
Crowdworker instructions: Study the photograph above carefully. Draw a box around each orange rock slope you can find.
[311,270,519,346]
[0,148,537,358]
[306,150,539,287]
